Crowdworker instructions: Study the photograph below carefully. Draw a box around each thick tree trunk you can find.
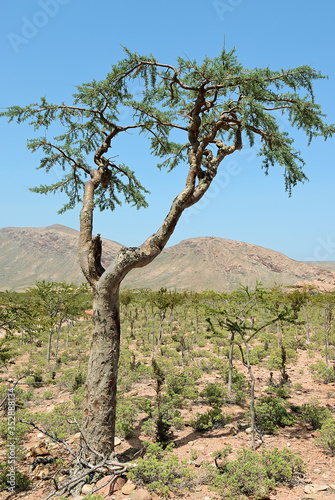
[82,287,120,458]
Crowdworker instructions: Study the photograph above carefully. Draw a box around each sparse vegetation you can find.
[128,442,195,498]
[208,447,305,499]
[0,283,335,498]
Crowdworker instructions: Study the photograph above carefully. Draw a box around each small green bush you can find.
[116,398,137,438]
[208,447,305,499]
[209,448,275,499]
[43,389,54,400]
[253,396,295,434]
[264,385,291,399]
[190,408,231,431]
[0,410,30,441]
[310,360,335,384]
[0,464,31,492]
[128,442,195,498]
[166,372,198,401]
[26,370,44,388]
[262,448,305,483]
[200,382,227,408]
[299,399,332,430]
[318,418,335,455]
[72,372,85,391]
[222,366,247,391]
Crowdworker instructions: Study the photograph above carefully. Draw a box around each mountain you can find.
[0,225,122,292]
[1,224,335,292]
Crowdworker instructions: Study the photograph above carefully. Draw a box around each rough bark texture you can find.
[82,288,120,457]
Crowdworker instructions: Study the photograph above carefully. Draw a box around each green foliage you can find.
[128,442,195,498]
[0,464,31,492]
[261,448,305,483]
[310,360,335,383]
[72,372,85,391]
[200,382,227,408]
[0,338,15,369]
[209,447,304,499]
[267,346,298,372]
[222,365,248,390]
[318,418,335,455]
[299,399,332,430]
[190,408,231,432]
[253,396,295,434]
[116,398,137,438]
[0,410,30,441]
[2,48,334,215]
[33,402,81,440]
[43,389,54,400]
[264,385,291,399]
[209,448,273,499]
[166,372,198,402]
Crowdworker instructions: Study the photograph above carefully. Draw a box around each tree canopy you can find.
[2,47,334,216]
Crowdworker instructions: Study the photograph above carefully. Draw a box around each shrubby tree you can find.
[26,281,88,364]
[206,284,302,449]
[1,47,334,459]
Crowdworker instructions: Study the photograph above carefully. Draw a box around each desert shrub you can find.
[196,337,206,348]
[261,448,305,483]
[318,418,335,455]
[58,368,86,391]
[72,386,85,410]
[209,448,275,499]
[299,399,332,430]
[116,398,137,438]
[0,386,33,414]
[34,402,81,439]
[25,370,44,388]
[139,361,184,446]
[43,389,54,400]
[248,344,268,365]
[264,385,291,399]
[128,442,195,498]
[222,366,247,391]
[197,358,217,374]
[190,408,231,432]
[310,360,335,384]
[200,382,227,408]
[267,347,298,372]
[234,389,247,404]
[208,447,305,499]
[253,396,295,434]
[0,409,30,441]
[185,365,202,381]
[72,372,85,391]
[166,372,198,402]
[0,464,31,492]
[140,394,184,442]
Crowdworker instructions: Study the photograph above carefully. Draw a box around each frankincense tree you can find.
[1,47,334,460]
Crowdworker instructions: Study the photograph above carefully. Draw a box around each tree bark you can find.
[227,332,235,397]
[82,287,120,458]
[47,328,53,364]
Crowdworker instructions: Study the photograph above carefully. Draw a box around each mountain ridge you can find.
[1,224,335,292]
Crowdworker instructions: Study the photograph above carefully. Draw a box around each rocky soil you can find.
[1,347,335,500]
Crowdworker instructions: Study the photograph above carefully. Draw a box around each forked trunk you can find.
[82,287,120,458]
[79,154,204,459]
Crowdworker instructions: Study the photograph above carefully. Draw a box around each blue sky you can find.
[1,0,334,262]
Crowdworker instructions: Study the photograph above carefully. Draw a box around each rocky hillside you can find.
[1,224,335,292]
[0,225,122,291]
